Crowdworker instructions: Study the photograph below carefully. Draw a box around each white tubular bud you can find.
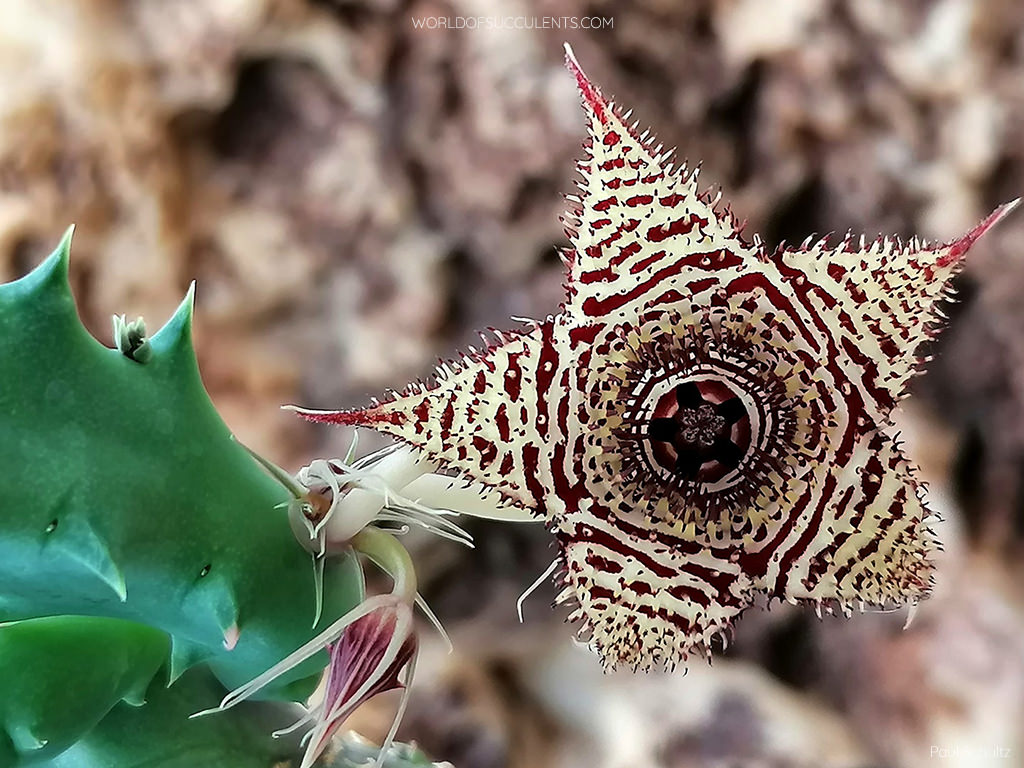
[323,444,436,544]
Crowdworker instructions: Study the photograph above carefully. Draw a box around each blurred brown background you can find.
[5,1,1024,766]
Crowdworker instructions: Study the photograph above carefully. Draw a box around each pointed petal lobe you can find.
[773,201,1017,422]
[294,322,561,514]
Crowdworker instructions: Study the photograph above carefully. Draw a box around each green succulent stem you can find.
[0,233,366,764]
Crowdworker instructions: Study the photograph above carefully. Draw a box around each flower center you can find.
[643,378,752,485]
[601,321,799,524]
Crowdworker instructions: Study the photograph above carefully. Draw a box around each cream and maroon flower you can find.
[294,45,1018,670]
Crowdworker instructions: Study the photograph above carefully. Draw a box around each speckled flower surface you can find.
[297,46,1017,670]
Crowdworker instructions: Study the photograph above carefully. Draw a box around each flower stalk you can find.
[238,430,539,764]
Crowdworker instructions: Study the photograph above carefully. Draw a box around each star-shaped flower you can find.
[295,45,1018,670]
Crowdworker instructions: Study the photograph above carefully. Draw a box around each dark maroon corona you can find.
[643,381,749,482]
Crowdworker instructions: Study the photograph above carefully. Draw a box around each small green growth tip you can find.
[113,315,152,363]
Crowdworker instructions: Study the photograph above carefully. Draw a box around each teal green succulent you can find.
[0,231,370,766]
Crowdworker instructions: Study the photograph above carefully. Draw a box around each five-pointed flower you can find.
[293,45,1018,670]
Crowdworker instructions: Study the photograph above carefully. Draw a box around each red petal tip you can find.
[283,404,404,427]
[563,42,607,124]
[940,198,1020,267]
